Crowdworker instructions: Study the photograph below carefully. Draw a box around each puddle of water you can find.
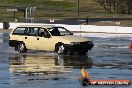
[0,33,132,88]
[8,54,93,88]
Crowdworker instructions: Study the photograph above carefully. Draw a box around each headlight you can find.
[70,42,80,45]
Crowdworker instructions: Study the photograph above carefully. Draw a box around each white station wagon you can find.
[9,25,94,55]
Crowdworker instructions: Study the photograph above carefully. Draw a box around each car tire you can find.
[17,42,27,53]
[55,43,66,54]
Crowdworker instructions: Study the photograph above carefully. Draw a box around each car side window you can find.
[49,28,61,36]
[28,27,39,36]
[48,27,72,36]
[39,28,50,37]
[39,29,45,37]
[13,27,29,35]
[58,27,68,35]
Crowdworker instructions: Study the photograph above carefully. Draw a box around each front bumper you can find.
[64,41,94,52]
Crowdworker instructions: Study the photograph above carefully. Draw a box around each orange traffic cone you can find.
[129,41,132,49]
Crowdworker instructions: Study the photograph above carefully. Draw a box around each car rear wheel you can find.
[17,42,27,53]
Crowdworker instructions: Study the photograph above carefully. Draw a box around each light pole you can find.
[116,21,121,47]
[77,0,80,19]
[116,21,120,33]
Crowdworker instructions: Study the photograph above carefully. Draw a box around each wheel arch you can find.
[16,41,26,46]
[9,40,24,47]
[54,42,64,52]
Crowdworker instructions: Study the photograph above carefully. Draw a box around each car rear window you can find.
[13,27,29,35]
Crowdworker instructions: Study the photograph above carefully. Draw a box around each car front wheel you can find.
[55,43,67,54]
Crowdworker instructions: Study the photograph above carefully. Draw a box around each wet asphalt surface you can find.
[0,33,132,88]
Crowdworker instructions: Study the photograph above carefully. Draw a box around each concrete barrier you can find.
[0,23,3,29]
[0,22,132,34]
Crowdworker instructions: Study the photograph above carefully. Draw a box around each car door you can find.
[11,27,31,48]
[11,27,27,41]
[23,27,39,50]
[36,28,56,51]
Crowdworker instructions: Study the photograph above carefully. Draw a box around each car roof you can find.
[17,24,57,28]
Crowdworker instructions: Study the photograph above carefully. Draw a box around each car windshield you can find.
[48,27,73,36]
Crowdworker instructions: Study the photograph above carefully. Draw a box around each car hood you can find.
[56,35,90,43]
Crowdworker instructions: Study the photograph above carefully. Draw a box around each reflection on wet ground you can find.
[9,55,93,76]
[7,55,93,88]
[0,33,132,88]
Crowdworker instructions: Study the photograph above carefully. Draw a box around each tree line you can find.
[97,0,132,14]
